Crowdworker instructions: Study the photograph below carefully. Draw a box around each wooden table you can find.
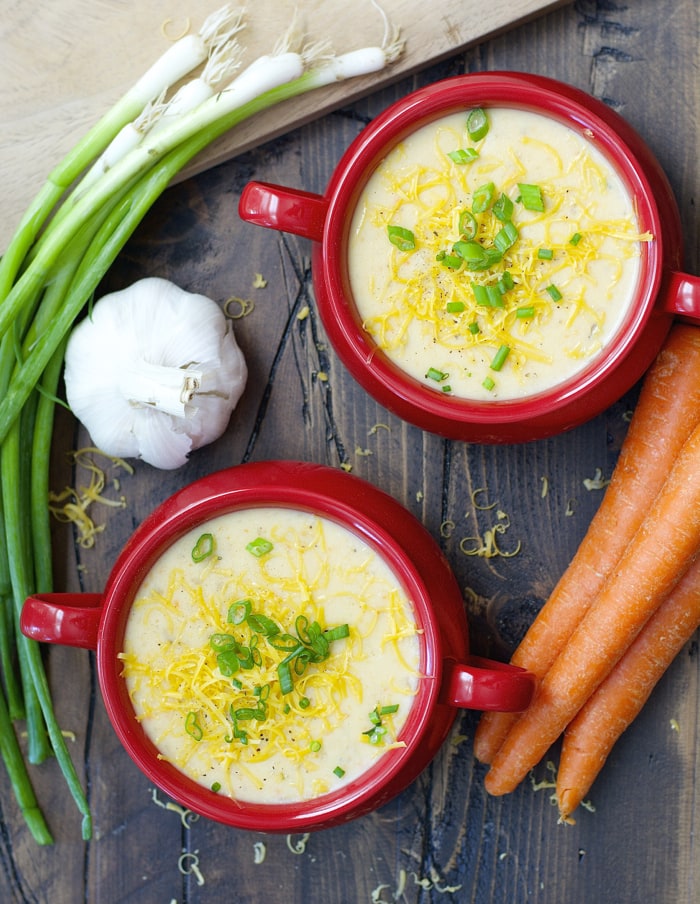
[2,1,699,901]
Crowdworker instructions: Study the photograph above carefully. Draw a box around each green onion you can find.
[471,283,489,306]
[497,271,515,294]
[309,740,322,752]
[246,613,281,636]
[379,704,399,715]
[494,221,519,254]
[466,107,489,141]
[570,232,583,245]
[472,182,496,213]
[446,301,465,314]
[516,305,536,319]
[441,253,463,270]
[458,209,478,239]
[333,765,346,778]
[490,345,511,372]
[426,367,448,382]
[211,782,222,793]
[546,284,563,302]
[228,599,252,624]
[298,696,311,709]
[441,385,452,393]
[468,321,480,335]
[246,537,273,557]
[448,148,479,165]
[454,241,500,271]
[492,193,514,223]
[486,285,504,308]
[537,248,554,260]
[210,633,237,652]
[518,183,545,211]
[387,224,416,251]
[191,532,215,562]
[185,711,204,741]
[482,375,496,391]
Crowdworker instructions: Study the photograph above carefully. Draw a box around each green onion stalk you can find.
[0,16,403,843]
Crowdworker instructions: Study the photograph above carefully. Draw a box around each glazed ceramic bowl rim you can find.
[97,461,449,832]
[317,71,665,427]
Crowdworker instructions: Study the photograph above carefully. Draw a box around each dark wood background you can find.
[2,0,699,901]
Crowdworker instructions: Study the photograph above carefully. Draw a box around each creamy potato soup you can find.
[348,107,652,400]
[119,508,421,804]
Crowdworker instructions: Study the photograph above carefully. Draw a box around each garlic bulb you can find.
[64,277,247,469]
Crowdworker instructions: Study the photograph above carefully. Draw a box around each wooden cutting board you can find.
[0,0,568,252]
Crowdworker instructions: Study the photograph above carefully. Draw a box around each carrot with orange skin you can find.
[556,555,700,821]
[483,418,700,796]
[473,323,700,765]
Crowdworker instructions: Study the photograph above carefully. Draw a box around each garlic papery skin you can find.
[64,277,247,469]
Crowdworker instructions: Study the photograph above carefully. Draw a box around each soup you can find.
[119,507,421,804]
[348,107,651,400]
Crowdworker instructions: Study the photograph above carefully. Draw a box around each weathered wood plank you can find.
[1,0,699,901]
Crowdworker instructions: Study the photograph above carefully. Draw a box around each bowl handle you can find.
[238,181,329,243]
[663,270,700,321]
[440,656,536,712]
[20,593,104,650]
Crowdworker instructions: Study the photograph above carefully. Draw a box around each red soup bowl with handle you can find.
[238,72,700,443]
[21,460,535,833]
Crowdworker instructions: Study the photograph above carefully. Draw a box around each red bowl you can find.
[21,461,534,832]
[239,72,700,443]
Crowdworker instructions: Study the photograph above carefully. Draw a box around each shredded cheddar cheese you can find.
[49,447,133,548]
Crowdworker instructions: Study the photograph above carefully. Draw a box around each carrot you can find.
[473,323,700,765]
[483,417,700,796]
[556,555,700,821]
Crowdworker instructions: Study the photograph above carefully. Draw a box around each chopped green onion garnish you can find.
[441,252,463,270]
[518,183,545,211]
[448,147,479,165]
[246,612,281,636]
[472,181,496,213]
[454,240,497,271]
[185,711,203,741]
[191,532,215,563]
[490,345,511,372]
[468,321,480,335]
[472,283,489,306]
[458,209,478,239]
[498,271,515,293]
[310,740,322,752]
[211,782,221,793]
[298,696,311,709]
[333,766,345,778]
[379,704,400,715]
[228,599,252,624]
[446,301,465,313]
[482,375,496,391]
[516,305,535,319]
[494,221,519,254]
[546,284,563,302]
[537,248,553,260]
[486,285,504,308]
[492,193,514,223]
[369,708,382,725]
[569,232,583,245]
[426,367,448,383]
[441,385,452,393]
[246,537,273,557]
[387,224,416,251]
[466,107,489,141]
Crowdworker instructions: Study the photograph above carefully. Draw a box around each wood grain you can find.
[0,0,569,252]
[1,0,699,902]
